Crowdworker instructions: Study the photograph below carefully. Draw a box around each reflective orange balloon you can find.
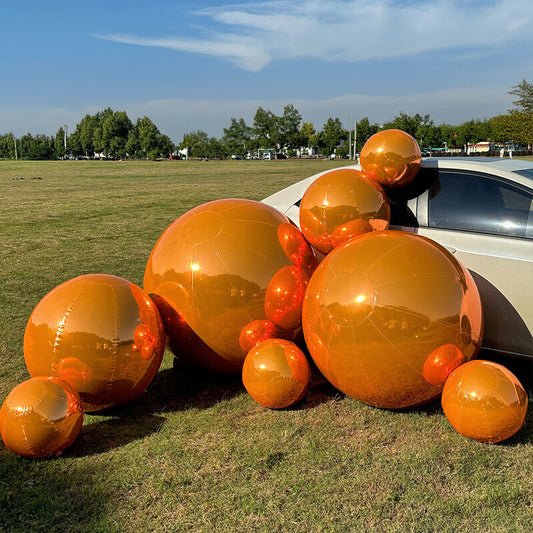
[360,129,422,188]
[302,230,483,409]
[0,377,84,458]
[242,339,311,409]
[423,344,466,387]
[24,274,165,412]
[265,265,310,331]
[299,168,390,255]
[144,199,317,374]
[277,222,319,275]
[239,319,278,352]
[442,360,528,443]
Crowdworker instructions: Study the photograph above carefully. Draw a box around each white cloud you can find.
[92,33,271,71]
[95,0,533,70]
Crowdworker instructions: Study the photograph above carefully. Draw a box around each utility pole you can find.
[12,132,17,161]
[346,115,352,159]
[347,114,357,160]
[353,116,357,161]
[63,124,68,157]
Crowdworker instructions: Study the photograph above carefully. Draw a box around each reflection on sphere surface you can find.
[302,230,483,409]
[0,376,84,458]
[242,339,311,409]
[24,274,165,411]
[144,199,317,374]
[360,129,422,188]
[299,168,390,255]
[442,360,528,443]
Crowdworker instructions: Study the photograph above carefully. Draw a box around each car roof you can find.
[261,157,533,210]
[421,157,533,188]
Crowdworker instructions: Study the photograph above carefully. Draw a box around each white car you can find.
[262,158,533,359]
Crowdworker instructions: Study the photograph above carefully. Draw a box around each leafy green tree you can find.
[355,117,379,152]
[103,110,133,159]
[382,112,436,147]
[414,117,442,149]
[299,122,319,155]
[0,133,17,158]
[54,127,66,159]
[439,124,460,149]
[18,133,54,160]
[509,79,533,113]
[320,117,346,155]
[158,134,175,158]
[453,119,495,148]
[75,114,99,158]
[181,130,209,158]
[207,137,224,159]
[278,104,302,149]
[492,113,533,147]
[69,131,82,158]
[222,117,252,156]
[136,116,161,157]
[382,112,421,137]
[253,107,279,148]
[126,128,141,158]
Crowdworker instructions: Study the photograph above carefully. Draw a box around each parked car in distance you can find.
[262,158,533,359]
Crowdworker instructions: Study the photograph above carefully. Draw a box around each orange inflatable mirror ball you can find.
[144,199,318,374]
[302,230,483,409]
[359,129,422,188]
[299,167,390,255]
[0,377,84,458]
[442,360,528,443]
[24,274,165,412]
[242,339,311,409]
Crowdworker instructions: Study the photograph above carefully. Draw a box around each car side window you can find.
[428,170,533,239]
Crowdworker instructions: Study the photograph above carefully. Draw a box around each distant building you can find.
[466,142,495,154]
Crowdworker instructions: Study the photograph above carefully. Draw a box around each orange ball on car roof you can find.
[360,129,422,188]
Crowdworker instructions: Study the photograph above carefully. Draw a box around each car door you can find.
[411,168,533,357]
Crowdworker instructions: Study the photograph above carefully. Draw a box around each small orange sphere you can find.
[360,129,422,188]
[299,168,390,255]
[24,274,165,411]
[239,319,278,352]
[442,360,528,443]
[0,377,84,458]
[144,199,317,374]
[242,339,311,409]
[302,230,483,409]
[423,344,466,387]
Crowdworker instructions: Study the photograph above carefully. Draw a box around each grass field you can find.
[1,159,532,533]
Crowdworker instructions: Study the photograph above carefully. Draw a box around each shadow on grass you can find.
[65,350,532,456]
[66,414,167,457]
[0,449,109,532]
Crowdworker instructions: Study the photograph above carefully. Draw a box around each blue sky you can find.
[1,0,532,143]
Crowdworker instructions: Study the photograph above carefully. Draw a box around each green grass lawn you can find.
[1,159,532,533]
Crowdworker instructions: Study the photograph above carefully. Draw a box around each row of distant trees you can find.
[0,108,174,161]
[1,81,532,161]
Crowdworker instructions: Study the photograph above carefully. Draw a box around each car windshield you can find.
[515,168,533,180]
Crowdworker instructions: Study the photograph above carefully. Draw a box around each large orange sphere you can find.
[0,377,84,458]
[143,199,317,374]
[442,360,528,443]
[299,168,390,255]
[360,129,422,188]
[24,274,165,411]
[302,230,483,409]
[242,339,311,409]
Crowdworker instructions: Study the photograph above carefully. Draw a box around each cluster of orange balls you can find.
[1,130,528,459]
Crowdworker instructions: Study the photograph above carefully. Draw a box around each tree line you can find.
[1,80,532,161]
